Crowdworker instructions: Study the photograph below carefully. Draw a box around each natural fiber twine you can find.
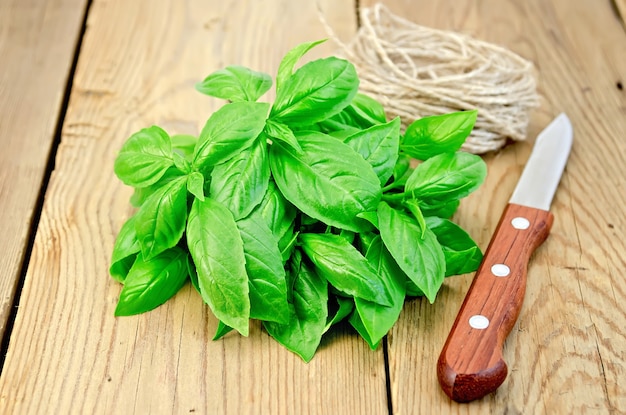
[317,3,539,154]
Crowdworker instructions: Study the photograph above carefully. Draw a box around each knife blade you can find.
[437,113,573,403]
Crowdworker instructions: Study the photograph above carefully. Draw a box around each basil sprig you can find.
[110,40,487,360]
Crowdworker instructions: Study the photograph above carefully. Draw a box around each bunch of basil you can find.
[109,40,487,361]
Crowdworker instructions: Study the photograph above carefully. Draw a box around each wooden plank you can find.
[0,1,392,414]
[615,0,626,26]
[359,0,626,412]
[0,0,88,339]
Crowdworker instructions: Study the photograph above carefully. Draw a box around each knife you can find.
[437,113,573,402]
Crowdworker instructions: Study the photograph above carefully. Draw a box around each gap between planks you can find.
[0,0,94,375]
[0,2,386,413]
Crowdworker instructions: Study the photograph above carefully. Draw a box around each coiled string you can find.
[317,2,539,153]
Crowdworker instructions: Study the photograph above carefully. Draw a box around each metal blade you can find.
[509,113,573,211]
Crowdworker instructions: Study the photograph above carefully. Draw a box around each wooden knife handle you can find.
[437,203,554,402]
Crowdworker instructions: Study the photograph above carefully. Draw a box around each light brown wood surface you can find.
[0,0,387,414]
[1,0,625,414]
[0,0,88,339]
[365,0,626,413]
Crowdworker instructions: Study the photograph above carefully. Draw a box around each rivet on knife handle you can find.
[437,203,553,402]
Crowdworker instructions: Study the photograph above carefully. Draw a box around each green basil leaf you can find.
[135,176,188,259]
[300,213,321,228]
[276,39,326,91]
[358,231,379,254]
[236,212,289,324]
[130,167,185,207]
[264,118,303,153]
[271,57,359,126]
[338,229,356,244]
[192,101,269,171]
[187,198,250,335]
[114,247,188,316]
[171,134,197,160]
[110,215,141,283]
[253,180,297,262]
[324,296,354,333]
[356,211,379,229]
[403,199,427,239]
[110,256,137,285]
[405,279,426,297]
[264,253,328,362]
[405,152,487,203]
[187,254,200,294]
[401,110,478,160]
[343,117,401,185]
[300,233,392,306]
[173,152,191,174]
[278,229,298,264]
[318,93,387,134]
[346,93,387,126]
[317,113,362,136]
[349,310,380,350]
[354,235,406,344]
[269,131,381,232]
[377,201,445,303]
[419,199,460,218]
[195,65,272,102]
[291,123,324,134]
[114,126,174,187]
[187,171,205,201]
[210,138,270,220]
[392,153,413,184]
[213,321,234,341]
[425,216,483,276]
[254,180,296,240]
[323,124,361,140]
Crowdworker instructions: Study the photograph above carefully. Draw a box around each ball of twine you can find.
[318,3,539,154]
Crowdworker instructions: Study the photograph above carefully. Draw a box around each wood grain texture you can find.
[615,0,626,27]
[2,0,625,413]
[0,1,390,414]
[360,0,626,413]
[0,0,88,339]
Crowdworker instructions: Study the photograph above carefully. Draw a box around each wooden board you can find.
[0,0,88,339]
[359,0,626,412]
[0,0,392,413]
[2,0,625,413]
